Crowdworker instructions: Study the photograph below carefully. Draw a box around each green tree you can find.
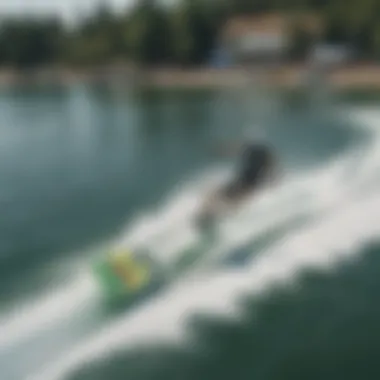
[0,17,63,68]
[62,1,126,66]
[170,0,222,66]
[127,0,171,66]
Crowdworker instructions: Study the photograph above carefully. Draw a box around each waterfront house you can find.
[219,13,322,67]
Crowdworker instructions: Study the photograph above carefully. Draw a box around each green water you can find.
[0,83,378,380]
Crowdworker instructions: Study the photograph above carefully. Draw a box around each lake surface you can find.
[0,82,379,380]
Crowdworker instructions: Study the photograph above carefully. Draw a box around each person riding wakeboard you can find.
[196,136,278,230]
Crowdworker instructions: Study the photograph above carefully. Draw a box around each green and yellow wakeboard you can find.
[92,249,151,299]
[92,222,217,300]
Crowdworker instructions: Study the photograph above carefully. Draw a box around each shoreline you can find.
[0,64,380,91]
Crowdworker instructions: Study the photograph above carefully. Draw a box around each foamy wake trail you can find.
[30,185,380,380]
[0,169,226,353]
[343,109,380,191]
[116,167,229,249]
[29,107,380,380]
[199,157,354,269]
[0,274,96,351]
[116,154,350,267]
[116,106,374,264]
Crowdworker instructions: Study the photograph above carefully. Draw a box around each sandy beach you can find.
[0,63,380,90]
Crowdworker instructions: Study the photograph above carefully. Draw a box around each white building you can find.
[219,13,321,66]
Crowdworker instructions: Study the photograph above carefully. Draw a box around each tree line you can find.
[0,0,380,69]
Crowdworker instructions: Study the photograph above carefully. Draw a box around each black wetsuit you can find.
[196,143,275,231]
[220,143,274,200]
